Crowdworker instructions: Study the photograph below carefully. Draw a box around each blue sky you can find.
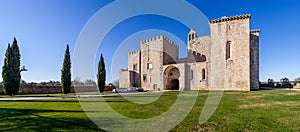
[0,0,299,83]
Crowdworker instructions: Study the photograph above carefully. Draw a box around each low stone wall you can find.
[0,84,100,95]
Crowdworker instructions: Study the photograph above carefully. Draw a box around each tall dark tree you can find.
[2,44,13,95]
[61,44,71,94]
[97,54,106,93]
[2,38,21,96]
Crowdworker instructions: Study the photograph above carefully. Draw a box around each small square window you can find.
[147,63,153,69]
[133,64,138,70]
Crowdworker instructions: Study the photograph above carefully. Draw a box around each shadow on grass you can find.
[0,99,129,103]
[0,108,105,131]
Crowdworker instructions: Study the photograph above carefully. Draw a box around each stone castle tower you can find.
[119,14,260,91]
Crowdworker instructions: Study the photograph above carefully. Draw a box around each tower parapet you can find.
[140,35,163,44]
[162,35,178,49]
[187,50,206,62]
[128,50,140,55]
[250,29,260,33]
[140,35,178,49]
[250,29,261,36]
[210,14,251,24]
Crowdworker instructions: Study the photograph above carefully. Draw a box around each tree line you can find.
[1,38,106,96]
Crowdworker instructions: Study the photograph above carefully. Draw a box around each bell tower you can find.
[187,29,197,51]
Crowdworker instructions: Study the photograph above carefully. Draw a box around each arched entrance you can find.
[164,66,180,90]
[170,79,179,90]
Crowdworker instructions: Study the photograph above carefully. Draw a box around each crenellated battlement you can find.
[187,50,206,62]
[210,14,251,24]
[140,35,163,44]
[162,35,179,49]
[128,50,140,55]
[188,50,201,56]
[120,68,128,71]
[140,35,178,49]
[250,29,261,34]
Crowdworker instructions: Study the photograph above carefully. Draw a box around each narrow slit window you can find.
[226,41,231,60]
[143,74,147,82]
[202,69,206,80]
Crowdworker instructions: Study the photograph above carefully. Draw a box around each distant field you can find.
[0,90,300,131]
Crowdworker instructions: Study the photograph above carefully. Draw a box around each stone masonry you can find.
[119,14,260,91]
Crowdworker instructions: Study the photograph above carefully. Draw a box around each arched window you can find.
[202,69,206,80]
[188,34,191,41]
[192,33,195,40]
[226,41,231,60]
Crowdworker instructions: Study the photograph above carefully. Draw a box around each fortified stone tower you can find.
[128,50,141,87]
[209,14,259,90]
[140,35,178,90]
[250,30,260,90]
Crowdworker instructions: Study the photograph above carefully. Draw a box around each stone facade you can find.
[119,14,260,91]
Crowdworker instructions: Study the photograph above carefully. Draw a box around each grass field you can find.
[0,90,300,131]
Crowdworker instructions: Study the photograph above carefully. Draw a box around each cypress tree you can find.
[11,38,21,95]
[97,54,106,93]
[2,38,21,96]
[61,44,71,94]
[2,44,12,95]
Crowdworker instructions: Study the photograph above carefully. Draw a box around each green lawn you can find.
[0,90,300,131]
[0,98,103,131]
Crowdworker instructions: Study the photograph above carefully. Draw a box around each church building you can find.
[119,14,260,91]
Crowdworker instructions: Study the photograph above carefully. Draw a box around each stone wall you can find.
[163,35,178,65]
[192,36,211,62]
[250,30,260,90]
[119,69,130,88]
[209,14,252,91]
[187,51,206,62]
[0,84,106,95]
[188,62,208,90]
[128,50,141,87]
[140,35,164,90]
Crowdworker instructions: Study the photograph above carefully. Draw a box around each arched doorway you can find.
[164,66,180,90]
[170,79,179,90]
